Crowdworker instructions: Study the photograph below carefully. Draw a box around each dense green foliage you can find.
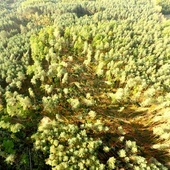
[0,0,170,169]
[156,0,170,14]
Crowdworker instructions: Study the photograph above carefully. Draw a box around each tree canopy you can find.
[0,0,170,169]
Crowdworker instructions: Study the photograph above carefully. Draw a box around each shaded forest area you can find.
[0,0,170,169]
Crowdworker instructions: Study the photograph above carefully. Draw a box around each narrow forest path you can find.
[165,14,170,19]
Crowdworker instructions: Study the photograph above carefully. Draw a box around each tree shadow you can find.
[94,104,170,167]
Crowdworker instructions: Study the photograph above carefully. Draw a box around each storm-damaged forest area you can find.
[0,0,170,169]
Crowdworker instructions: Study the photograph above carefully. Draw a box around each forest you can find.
[0,0,170,169]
